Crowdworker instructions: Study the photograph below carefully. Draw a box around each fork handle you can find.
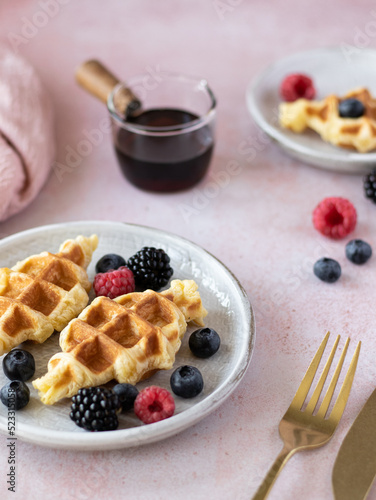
[252,446,295,500]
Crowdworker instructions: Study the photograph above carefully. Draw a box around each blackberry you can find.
[69,387,120,432]
[364,168,376,204]
[127,247,173,291]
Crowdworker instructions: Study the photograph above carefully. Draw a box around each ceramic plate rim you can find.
[246,46,376,172]
[0,221,255,450]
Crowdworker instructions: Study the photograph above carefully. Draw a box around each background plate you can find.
[0,221,254,450]
[246,46,376,173]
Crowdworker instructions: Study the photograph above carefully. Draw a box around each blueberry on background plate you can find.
[3,349,35,381]
[113,383,139,411]
[338,98,365,118]
[313,258,341,283]
[170,365,204,398]
[345,239,372,265]
[0,380,30,410]
[189,328,221,358]
[95,254,126,274]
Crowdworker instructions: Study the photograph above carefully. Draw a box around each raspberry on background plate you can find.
[280,73,316,102]
[312,197,357,239]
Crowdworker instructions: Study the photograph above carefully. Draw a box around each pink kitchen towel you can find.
[0,44,55,222]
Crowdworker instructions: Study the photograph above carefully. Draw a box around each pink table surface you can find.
[1,1,376,499]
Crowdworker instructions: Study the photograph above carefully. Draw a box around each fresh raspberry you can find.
[280,73,316,102]
[312,197,357,239]
[93,266,135,299]
[134,386,175,424]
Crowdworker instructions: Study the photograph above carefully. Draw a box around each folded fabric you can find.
[0,45,55,221]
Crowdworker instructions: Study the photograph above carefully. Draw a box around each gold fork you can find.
[252,332,361,500]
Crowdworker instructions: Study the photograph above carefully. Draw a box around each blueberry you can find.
[345,239,372,265]
[313,258,341,283]
[189,328,221,358]
[170,365,203,398]
[95,254,126,274]
[0,380,30,410]
[338,98,365,118]
[112,383,139,411]
[3,349,35,381]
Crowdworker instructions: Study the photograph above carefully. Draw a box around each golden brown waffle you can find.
[0,235,98,355]
[279,87,376,152]
[117,278,207,327]
[33,279,207,405]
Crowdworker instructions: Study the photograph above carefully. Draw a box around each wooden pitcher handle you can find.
[75,60,141,116]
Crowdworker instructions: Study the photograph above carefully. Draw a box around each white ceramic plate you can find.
[246,47,376,173]
[0,221,254,450]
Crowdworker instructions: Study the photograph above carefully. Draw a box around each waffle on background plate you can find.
[33,279,207,405]
[279,87,376,152]
[0,235,98,355]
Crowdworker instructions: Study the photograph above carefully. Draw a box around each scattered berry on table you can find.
[170,365,204,398]
[134,386,175,424]
[0,380,30,410]
[345,239,372,265]
[3,349,35,381]
[93,266,135,299]
[189,328,221,358]
[363,169,376,204]
[95,253,126,274]
[112,383,139,412]
[338,98,365,118]
[312,197,357,239]
[280,73,316,102]
[313,258,341,283]
[70,387,120,432]
[127,247,173,291]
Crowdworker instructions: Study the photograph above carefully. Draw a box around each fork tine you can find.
[316,338,350,419]
[317,338,351,418]
[305,335,340,414]
[291,331,330,409]
[328,341,361,421]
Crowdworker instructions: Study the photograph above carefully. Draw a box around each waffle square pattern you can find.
[0,235,98,355]
[33,279,207,405]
